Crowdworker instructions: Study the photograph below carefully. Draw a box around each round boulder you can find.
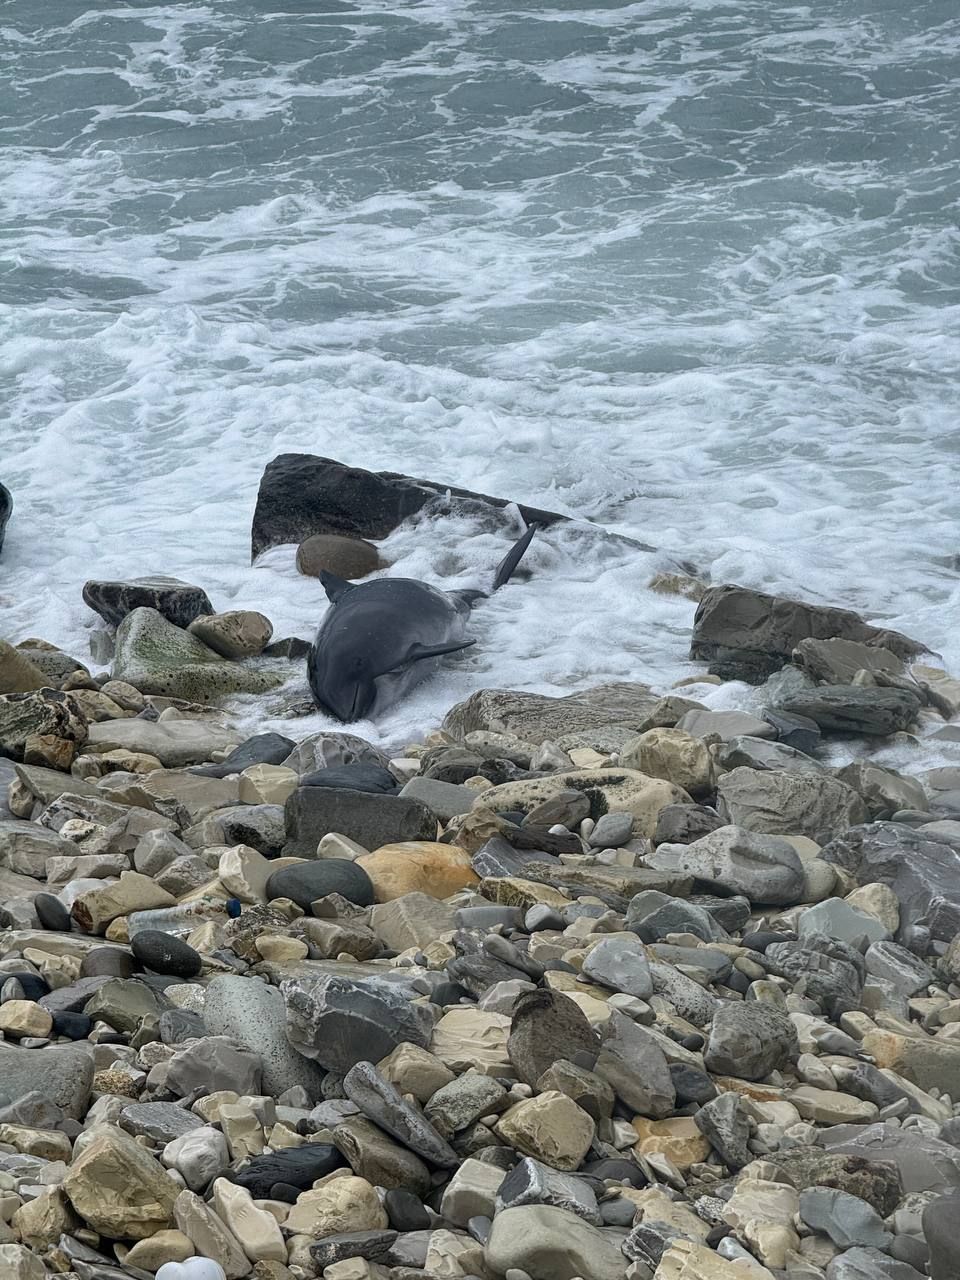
[265,859,375,909]
[296,535,382,581]
[356,842,479,902]
[131,931,203,979]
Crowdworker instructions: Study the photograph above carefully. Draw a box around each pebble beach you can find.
[1,538,960,1280]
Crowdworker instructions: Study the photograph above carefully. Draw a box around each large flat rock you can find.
[444,684,661,748]
[251,453,653,561]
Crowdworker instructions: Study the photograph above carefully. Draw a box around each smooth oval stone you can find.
[2,972,49,1002]
[80,946,139,979]
[0,978,25,1003]
[429,982,472,1006]
[300,764,399,794]
[581,1158,648,1187]
[52,1011,94,1040]
[131,931,203,979]
[265,859,375,909]
[35,892,72,932]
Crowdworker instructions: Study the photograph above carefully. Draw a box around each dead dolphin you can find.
[307,524,538,723]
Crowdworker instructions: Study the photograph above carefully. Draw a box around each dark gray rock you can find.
[384,1189,430,1232]
[282,786,435,857]
[424,1073,510,1137]
[34,891,72,932]
[52,1011,93,1039]
[251,453,609,562]
[302,764,399,793]
[831,1063,916,1113]
[283,731,390,775]
[715,735,825,775]
[130,931,202,979]
[0,1042,93,1119]
[704,1002,799,1081]
[333,1115,431,1195]
[594,1010,675,1117]
[779,684,922,736]
[309,1230,397,1269]
[266,859,375,909]
[799,1186,891,1249]
[496,1156,601,1224]
[159,1009,205,1044]
[669,1064,716,1106]
[194,804,286,856]
[765,936,864,1018]
[626,890,726,943]
[761,707,822,754]
[82,575,213,627]
[281,974,436,1073]
[690,584,923,667]
[0,481,10,555]
[653,804,724,846]
[507,989,599,1087]
[119,1102,205,1144]
[821,822,960,944]
[343,1061,459,1166]
[227,1142,343,1196]
[695,1090,751,1169]
[190,732,296,778]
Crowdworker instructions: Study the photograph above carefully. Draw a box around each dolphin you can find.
[307,523,539,723]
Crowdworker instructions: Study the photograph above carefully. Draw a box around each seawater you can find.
[2,1,960,751]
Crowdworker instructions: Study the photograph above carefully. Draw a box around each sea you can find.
[2,0,960,753]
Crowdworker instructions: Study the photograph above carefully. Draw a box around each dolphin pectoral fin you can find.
[492,521,539,591]
[318,570,353,603]
[381,638,477,675]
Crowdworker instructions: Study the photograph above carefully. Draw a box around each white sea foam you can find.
[2,0,959,755]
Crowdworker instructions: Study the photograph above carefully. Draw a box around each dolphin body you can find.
[307,524,538,723]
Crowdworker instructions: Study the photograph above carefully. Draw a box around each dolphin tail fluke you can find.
[492,521,539,592]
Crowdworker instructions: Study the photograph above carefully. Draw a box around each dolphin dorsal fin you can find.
[379,637,477,676]
[492,521,539,591]
[318,570,353,603]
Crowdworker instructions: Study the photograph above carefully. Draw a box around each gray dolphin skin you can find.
[307,524,539,723]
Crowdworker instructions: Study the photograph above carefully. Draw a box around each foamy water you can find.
[2,1,960,751]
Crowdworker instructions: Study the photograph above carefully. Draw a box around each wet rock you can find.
[301,762,399,792]
[83,576,214,628]
[506,989,599,1086]
[282,973,435,1073]
[444,683,661,747]
[296,532,383,579]
[0,481,10,556]
[186,611,273,659]
[715,734,826,775]
[825,1246,926,1279]
[779,684,922,736]
[113,607,283,701]
[690,584,923,669]
[477,768,690,836]
[649,824,804,904]
[704,1002,799,1080]
[836,761,928,820]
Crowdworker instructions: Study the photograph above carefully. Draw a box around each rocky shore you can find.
[2,560,960,1280]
